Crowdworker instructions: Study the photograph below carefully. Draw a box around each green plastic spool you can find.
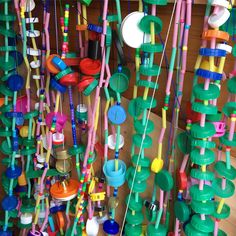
[212,178,235,198]
[141,43,163,53]
[126,210,144,225]
[190,169,214,181]
[132,154,150,167]
[193,83,220,100]
[177,131,192,154]
[206,111,222,122]
[213,201,230,220]
[190,184,214,201]
[214,161,236,180]
[191,200,214,215]
[185,223,210,236]
[133,134,152,148]
[155,170,173,191]
[134,119,154,134]
[192,102,218,115]
[124,224,142,236]
[227,77,236,94]
[191,214,214,233]
[220,132,236,147]
[191,122,216,139]
[146,224,167,236]
[135,96,157,109]
[139,15,163,34]
[174,201,190,222]
[222,102,236,117]
[191,139,216,149]
[125,194,143,212]
[139,65,161,76]
[190,148,215,166]
[109,72,129,93]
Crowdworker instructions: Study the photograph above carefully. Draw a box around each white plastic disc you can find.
[108,134,124,150]
[121,11,151,48]
[33,75,41,80]
[216,43,232,54]
[36,153,46,163]
[27,48,41,56]
[30,60,41,69]
[208,7,230,28]
[86,217,99,236]
[20,0,36,12]
[211,0,229,8]
[20,213,33,225]
[26,17,39,24]
[26,30,40,38]
[77,104,87,113]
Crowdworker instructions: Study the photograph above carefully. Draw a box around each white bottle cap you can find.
[20,213,33,225]
[30,59,41,69]
[108,134,124,150]
[77,104,87,113]
[86,217,99,236]
[26,30,41,38]
[208,7,230,28]
[216,43,232,54]
[20,0,36,12]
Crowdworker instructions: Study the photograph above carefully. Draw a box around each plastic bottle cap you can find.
[79,58,101,75]
[77,76,95,92]
[1,195,18,211]
[121,11,151,48]
[155,170,174,191]
[30,60,41,69]
[27,48,41,56]
[20,0,35,12]
[20,213,33,225]
[46,54,61,74]
[151,158,164,173]
[212,0,229,8]
[107,134,124,150]
[7,74,24,92]
[208,7,230,28]
[60,72,79,86]
[77,104,87,113]
[216,43,232,54]
[52,56,67,71]
[86,217,99,236]
[103,220,119,235]
[36,153,46,163]
[108,105,126,125]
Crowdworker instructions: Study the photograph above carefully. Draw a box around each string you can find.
[119,0,178,233]
[54,0,59,54]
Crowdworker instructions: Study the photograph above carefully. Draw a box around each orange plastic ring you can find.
[202,30,229,41]
[46,54,61,74]
[56,211,65,230]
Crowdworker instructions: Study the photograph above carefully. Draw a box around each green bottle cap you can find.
[124,224,142,236]
[125,194,143,212]
[21,198,36,213]
[135,96,157,110]
[190,214,214,233]
[139,65,161,76]
[139,15,163,34]
[190,185,214,201]
[213,201,230,220]
[115,67,131,79]
[185,223,210,236]
[109,72,129,93]
[155,170,173,191]
[220,132,236,147]
[192,102,217,115]
[177,132,192,154]
[20,147,37,156]
[0,139,12,155]
[126,210,144,225]
[133,134,152,149]
[193,83,220,100]
[174,201,190,222]
[227,77,236,94]
[79,0,92,6]
[68,145,85,156]
[106,26,112,46]
[128,98,143,118]
[132,154,150,167]
[83,79,98,96]
[146,207,157,222]
[212,177,235,198]
[0,12,16,21]
[190,148,215,166]
[0,115,12,127]
[2,158,17,166]
[190,169,214,181]
[217,229,227,236]
[0,56,15,71]
[146,224,167,236]
[206,111,222,122]
[128,179,147,193]
[191,139,216,149]
[214,161,236,180]
[222,102,236,117]
[191,200,214,215]
[141,43,163,53]
[128,166,150,182]
[17,221,32,229]
[22,138,35,147]
[134,119,154,134]
[191,122,216,139]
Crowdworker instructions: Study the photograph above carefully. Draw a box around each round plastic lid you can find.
[79,58,101,75]
[121,11,151,48]
[86,217,99,236]
[147,224,167,236]
[174,201,190,222]
[108,105,126,125]
[107,134,124,150]
[103,220,119,235]
[60,72,79,86]
[46,54,61,74]
[7,74,24,92]
[1,195,18,211]
[155,170,173,191]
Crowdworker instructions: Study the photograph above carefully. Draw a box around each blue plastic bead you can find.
[108,105,126,125]
[103,220,119,235]
[196,68,222,81]
[7,74,24,92]
[0,230,12,236]
[87,24,103,34]
[50,78,67,93]
[1,195,18,211]
[51,56,67,71]
[199,48,226,57]
[6,166,22,179]
[16,116,24,126]
[10,51,23,67]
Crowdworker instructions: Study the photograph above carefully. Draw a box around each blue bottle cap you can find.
[50,77,67,93]
[16,116,24,126]
[9,51,24,66]
[108,105,126,125]
[196,68,222,81]
[1,195,18,211]
[0,230,12,236]
[50,204,66,214]
[52,56,67,71]
[7,74,24,92]
[199,48,226,57]
[103,220,119,235]
[6,166,22,179]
